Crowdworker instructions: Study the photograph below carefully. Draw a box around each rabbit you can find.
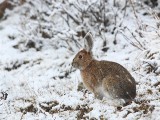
[72,32,136,106]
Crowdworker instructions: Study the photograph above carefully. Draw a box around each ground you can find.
[0,0,160,120]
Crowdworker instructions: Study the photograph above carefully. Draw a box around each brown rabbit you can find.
[72,32,136,106]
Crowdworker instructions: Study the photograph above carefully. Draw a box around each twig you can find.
[119,0,128,27]
[20,112,25,120]
[62,6,81,25]
[119,30,144,51]
[129,0,142,29]
[112,0,128,43]
[126,27,146,50]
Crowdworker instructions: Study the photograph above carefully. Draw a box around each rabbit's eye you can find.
[79,55,82,59]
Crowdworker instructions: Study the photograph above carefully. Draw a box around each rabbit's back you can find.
[98,60,136,100]
[81,60,136,101]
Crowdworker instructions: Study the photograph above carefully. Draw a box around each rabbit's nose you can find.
[71,61,75,67]
[72,61,77,68]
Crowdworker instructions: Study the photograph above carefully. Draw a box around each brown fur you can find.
[72,33,136,105]
[81,59,136,100]
[72,50,136,104]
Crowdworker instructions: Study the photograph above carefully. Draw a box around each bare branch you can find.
[62,6,81,25]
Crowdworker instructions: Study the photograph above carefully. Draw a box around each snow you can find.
[0,0,160,119]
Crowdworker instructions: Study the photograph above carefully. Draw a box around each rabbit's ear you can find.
[84,32,93,52]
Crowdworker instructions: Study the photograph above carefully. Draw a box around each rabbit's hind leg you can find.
[101,76,126,106]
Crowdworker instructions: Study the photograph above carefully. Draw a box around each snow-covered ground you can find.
[0,0,160,119]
